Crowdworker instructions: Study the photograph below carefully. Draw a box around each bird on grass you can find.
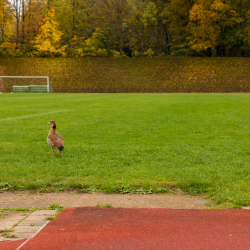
[47,120,64,156]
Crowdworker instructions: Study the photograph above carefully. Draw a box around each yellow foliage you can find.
[61,45,68,52]
[113,51,121,57]
[132,50,140,57]
[189,0,243,52]
[83,28,105,52]
[94,49,108,57]
[143,49,154,57]
[32,8,64,56]
[0,42,16,50]
[69,36,85,48]
[0,0,14,43]
[61,52,67,57]
[0,42,19,57]
[76,48,83,53]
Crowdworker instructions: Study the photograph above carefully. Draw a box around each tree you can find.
[230,0,250,56]
[240,10,250,55]
[0,0,14,43]
[161,0,195,55]
[155,0,171,55]
[32,8,66,56]
[51,0,90,43]
[21,0,44,44]
[188,0,243,56]
[128,0,158,55]
[94,0,131,55]
[1,0,250,57]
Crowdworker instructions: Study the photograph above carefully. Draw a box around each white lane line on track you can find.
[15,220,50,250]
[0,110,68,122]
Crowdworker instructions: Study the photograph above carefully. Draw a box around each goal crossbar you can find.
[0,76,50,92]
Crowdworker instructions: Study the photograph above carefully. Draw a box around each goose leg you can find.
[60,151,63,156]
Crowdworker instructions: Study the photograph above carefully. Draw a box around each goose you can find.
[47,120,64,156]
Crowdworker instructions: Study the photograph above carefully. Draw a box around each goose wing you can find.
[48,133,64,148]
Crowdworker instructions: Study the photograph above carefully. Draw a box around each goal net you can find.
[0,76,50,93]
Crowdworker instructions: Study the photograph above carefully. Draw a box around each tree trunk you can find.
[1,2,3,43]
[72,0,75,37]
[22,0,25,42]
[27,0,31,40]
[16,16,19,44]
[140,35,143,55]
[47,0,51,10]
[164,24,170,55]
[14,0,21,44]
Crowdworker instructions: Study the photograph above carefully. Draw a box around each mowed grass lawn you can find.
[0,93,250,208]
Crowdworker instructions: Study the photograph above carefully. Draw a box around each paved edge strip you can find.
[0,210,57,244]
[15,221,50,250]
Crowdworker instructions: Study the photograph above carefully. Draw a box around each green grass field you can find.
[1,93,250,208]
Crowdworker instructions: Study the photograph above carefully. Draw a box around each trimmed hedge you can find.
[0,57,250,93]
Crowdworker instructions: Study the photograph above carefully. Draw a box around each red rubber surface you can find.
[0,239,26,250]
[2,207,250,250]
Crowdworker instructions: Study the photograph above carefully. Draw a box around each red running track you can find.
[1,207,250,250]
[0,239,26,250]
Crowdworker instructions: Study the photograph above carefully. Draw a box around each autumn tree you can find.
[0,0,14,43]
[239,10,250,55]
[154,0,171,55]
[160,0,195,55]
[32,8,66,56]
[188,0,243,56]
[93,0,131,55]
[128,0,158,55]
[0,0,18,57]
[12,0,23,44]
[50,0,90,43]
[21,0,44,44]
[1,0,250,57]
[229,0,250,56]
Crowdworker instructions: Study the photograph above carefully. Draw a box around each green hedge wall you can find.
[0,57,250,93]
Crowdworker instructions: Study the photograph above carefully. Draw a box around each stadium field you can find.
[0,93,249,208]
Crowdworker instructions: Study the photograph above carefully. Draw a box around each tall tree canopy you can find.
[1,0,250,57]
[32,8,66,56]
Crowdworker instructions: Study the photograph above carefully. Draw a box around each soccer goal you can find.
[0,76,51,93]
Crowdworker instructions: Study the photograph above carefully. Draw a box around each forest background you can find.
[1,0,250,58]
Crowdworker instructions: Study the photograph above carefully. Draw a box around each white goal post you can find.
[0,76,50,92]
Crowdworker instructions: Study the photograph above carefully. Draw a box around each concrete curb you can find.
[0,210,56,242]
